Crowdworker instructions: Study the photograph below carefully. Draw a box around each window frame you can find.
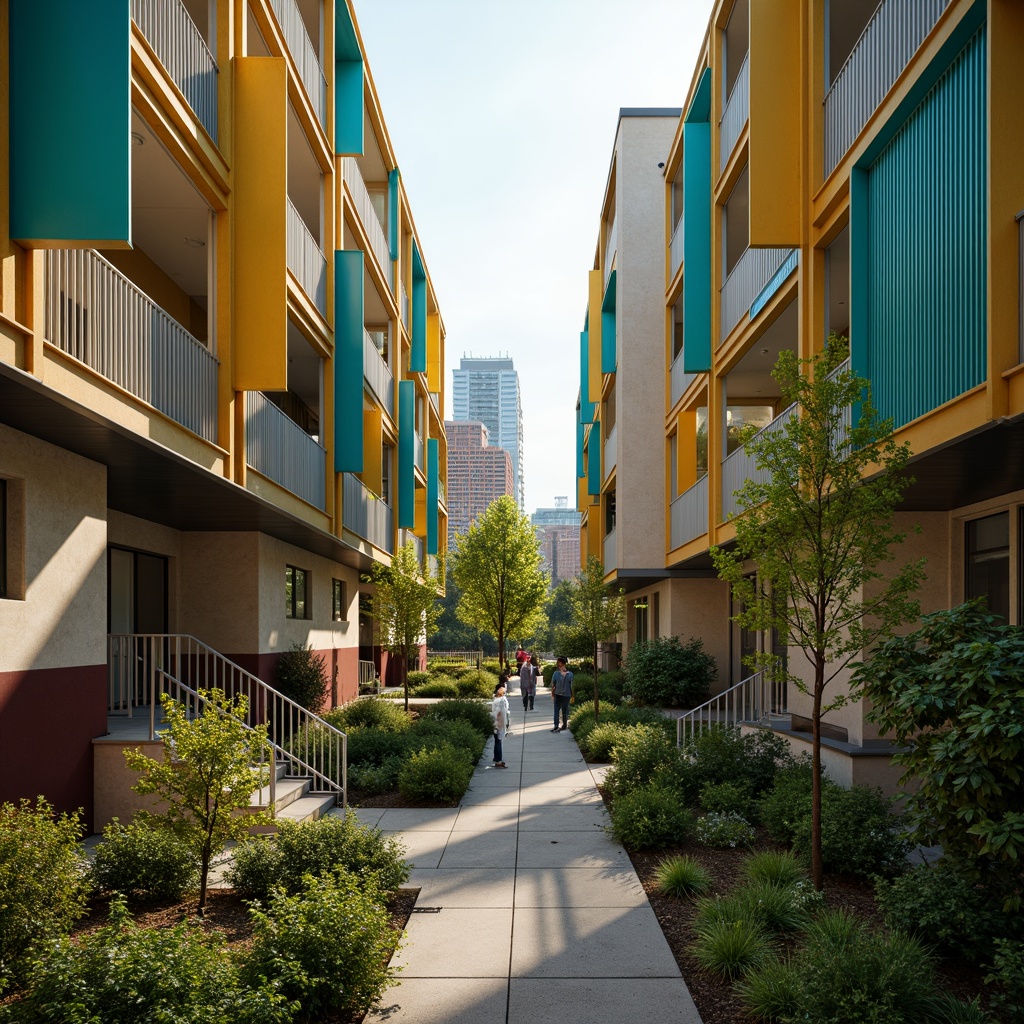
[285,564,311,620]
[332,578,347,622]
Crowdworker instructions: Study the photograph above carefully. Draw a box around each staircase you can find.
[248,760,339,828]
[675,664,786,745]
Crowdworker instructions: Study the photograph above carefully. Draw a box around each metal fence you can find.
[286,197,326,315]
[343,158,391,282]
[268,0,327,127]
[363,330,395,417]
[719,49,749,170]
[245,390,326,509]
[342,472,394,552]
[720,246,794,343]
[670,473,708,550]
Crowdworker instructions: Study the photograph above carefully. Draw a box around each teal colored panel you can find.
[577,420,585,479]
[849,168,870,390]
[587,431,601,496]
[334,251,364,472]
[682,120,711,372]
[685,68,712,124]
[579,331,595,423]
[859,26,986,430]
[10,1,130,244]
[427,439,439,555]
[335,0,360,57]
[410,239,427,373]
[335,60,363,156]
[601,270,617,374]
[398,381,415,528]
[388,170,400,260]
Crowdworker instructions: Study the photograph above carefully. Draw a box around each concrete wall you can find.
[662,577,731,690]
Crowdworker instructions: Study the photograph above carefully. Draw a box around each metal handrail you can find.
[676,664,785,745]
[719,49,749,169]
[286,196,327,315]
[343,158,392,282]
[267,0,327,127]
[363,328,395,417]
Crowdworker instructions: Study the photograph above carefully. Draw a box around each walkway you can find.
[353,683,704,1024]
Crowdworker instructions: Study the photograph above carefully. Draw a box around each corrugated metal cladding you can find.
[866,25,986,430]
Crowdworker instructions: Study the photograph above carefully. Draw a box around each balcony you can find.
[823,0,952,178]
[245,390,326,510]
[132,0,218,141]
[719,49,749,170]
[603,527,617,571]
[603,423,617,476]
[268,0,327,128]
[604,215,617,284]
[670,474,708,549]
[438,477,447,506]
[426,553,439,578]
[400,279,410,330]
[44,249,218,443]
[414,431,424,471]
[343,158,391,283]
[669,214,684,280]
[401,528,424,568]
[363,330,394,418]
[670,350,695,407]
[720,247,795,342]
[342,472,393,552]
[287,197,326,316]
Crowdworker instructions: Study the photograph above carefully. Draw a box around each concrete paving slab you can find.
[467,771,528,788]
[515,804,610,832]
[453,804,520,831]
[364,977,509,1024]
[375,808,459,831]
[516,787,605,807]
[409,868,516,908]
[508,978,702,1023]
[392,908,513,976]
[589,764,612,786]
[510,905,681,978]
[381,830,449,869]
[341,807,385,829]
[438,829,519,868]
[518,768,600,787]
[459,787,523,806]
[514,867,647,908]
[515,830,630,869]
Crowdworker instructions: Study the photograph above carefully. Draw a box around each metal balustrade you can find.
[108,633,346,808]
[414,431,424,471]
[438,477,447,506]
[45,249,218,442]
[603,423,617,475]
[363,330,395,417]
[604,215,617,283]
[670,350,695,406]
[719,49,750,170]
[720,246,794,342]
[402,529,424,568]
[343,158,391,282]
[604,527,617,571]
[358,660,380,693]
[286,197,326,315]
[669,214,685,279]
[342,472,394,552]
[823,0,952,178]
[400,279,410,329]
[676,665,784,744]
[132,0,218,140]
[670,473,708,549]
[426,553,439,578]
[267,0,327,127]
[245,390,326,509]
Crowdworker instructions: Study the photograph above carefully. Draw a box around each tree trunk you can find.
[593,639,600,721]
[199,840,211,916]
[402,654,409,713]
[811,663,824,892]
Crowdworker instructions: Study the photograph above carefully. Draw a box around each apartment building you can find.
[0,0,447,828]
[444,420,514,548]
[579,0,1024,789]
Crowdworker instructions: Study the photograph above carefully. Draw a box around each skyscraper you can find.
[452,356,524,508]
[445,421,514,548]
[532,497,582,588]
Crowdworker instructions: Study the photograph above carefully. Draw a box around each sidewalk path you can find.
[354,684,704,1024]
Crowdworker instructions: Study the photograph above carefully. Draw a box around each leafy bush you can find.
[692,918,770,979]
[243,869,397,1018]
[407,718,485,765]
[759,755,818,844]
[929,995,995,1024]
[417,698,494,737]
[91,819,197,902]
[347,758,403,795]
[0,798,90,995]
[694,812,756,849]
[986,938,1024,1021]
[700,780,756,820]
[683,726,792,799]
[608,786,693,850]
[456,674,493,698]
[275,643,329,714]
[741,850,806,889]
[734,879,812,933]
[398,744,474,804]
[655,855,712,898]
[736,957,802,1022]
[482,659,503,675]
[324,698,410,733]
[345,727,410,767]
[406,670,431,687]
[584,722,632,762]
[604,725,693,801]
[410,679,460,698]
[427,660,468,678]
[624,635,716,708]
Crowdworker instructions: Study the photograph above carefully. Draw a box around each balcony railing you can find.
[603,422,617,476]
[426,553,439,578]
[414,432,424,471]
[268,0,327,128]
[401,529,424,568]
[287,197,326,316]
[670,473,708,550]
[342,472,393,553]
[604,215,617,283]
[669,214,685,279]
[720,246,794,342]
[45,249,218,442]
[342,158,391,283]
[245,391,326,510]
[132,0,218,140]
[438,477,447,506]
[720,49,750,170]
[823,0,952,178]
[400,279,410,329]
[363,330,395,418]
[603,527,617,571]
[670,350,695,407]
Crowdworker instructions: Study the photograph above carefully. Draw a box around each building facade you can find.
[452,356,525,509]
[532,498,582,588]
[0,0,447,828]
[444,420,514,548]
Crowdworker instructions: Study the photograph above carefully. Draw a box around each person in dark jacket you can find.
[550,657,573,732]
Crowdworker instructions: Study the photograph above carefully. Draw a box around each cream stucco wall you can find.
[662,577,731,689]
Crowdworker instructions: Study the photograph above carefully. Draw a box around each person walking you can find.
[519,654,536,713]
[550,656,574,733]
[491,680,510,767]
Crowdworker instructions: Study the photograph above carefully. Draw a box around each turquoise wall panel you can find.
[579,330,596,422]
[587,432,601,496]
[334,251,365,471]
[856,25,986,430]
[577,419,585,478]
[410,240,427,373]
[427,439,439,555]
[398,381,415,528]
[388,170,400,260]
[601,271,617,374]
[682,123,711,372]
[10,1,131,244]
[334,1,363,154]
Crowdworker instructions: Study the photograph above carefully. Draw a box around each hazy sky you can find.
[354,0,714,514]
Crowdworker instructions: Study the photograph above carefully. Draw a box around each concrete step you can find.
[274,793,338,825]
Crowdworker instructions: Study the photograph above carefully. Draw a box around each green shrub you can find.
[348,758,403,795]
[608,786,693,850]
[243,869,396,1018]
[624,635,715,708]
[8,896,292,1024]
[456,674,493,698]
[692,918,770,979]
[406,670,431,687]
[605,725,692,801]
[398,744,474,804]
[410,679,459,698]
[700,779,756,819]
[325,698,410,733]
[986,938,1024,1021]
[408,718,485,764]
[584,722,632,762]
[684,726,793,799]
[694,812,756,849]
[735,880,812,933]
[736,957,802,1022]
[0,798,90,995]
[91,819,197,902]
[417,697,493,736]
[929,995,994,1024]
[655,855,712,898]
[345,727,410,767]
[275,642,329,714]
[759,756,818,844]
[482,659,503,675]
[741,850,806,889]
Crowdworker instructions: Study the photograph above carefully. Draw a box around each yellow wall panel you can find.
[363,408,382,495]
[588,269,603,403]
[427,312,441,392]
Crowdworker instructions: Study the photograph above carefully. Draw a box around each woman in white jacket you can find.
[490,681,510,768]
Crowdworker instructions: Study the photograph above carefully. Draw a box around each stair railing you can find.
[676,663,785,746]
[108,633,346,810]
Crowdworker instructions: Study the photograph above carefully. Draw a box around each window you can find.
[332,578,347,621]
[382,443,393,503]
[286,565,310,619]
[0,479,6,599]
[652,592,661,639]
[966,512,1009,622]
[605,490,616,535]
[633,598,649,643]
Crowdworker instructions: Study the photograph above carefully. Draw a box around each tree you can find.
[710,338,925,891]
[855,601,1024,911]
[365,540,442,711]
[451,496,548,665]
[568,555,625,719]
[124,689,272,914]
[431,565,495,653]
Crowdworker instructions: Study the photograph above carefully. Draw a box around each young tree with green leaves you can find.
[125,689,272,915]
[710,337,925,891]
[568,555,625,719]
[451,496,548,666]
[365,539,443,711]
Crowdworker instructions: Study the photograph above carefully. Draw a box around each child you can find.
[490,681,510,768]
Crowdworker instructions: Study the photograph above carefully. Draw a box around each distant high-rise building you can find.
[445,421,514,548]
[452,356,524,508]
[532,497,582,588]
